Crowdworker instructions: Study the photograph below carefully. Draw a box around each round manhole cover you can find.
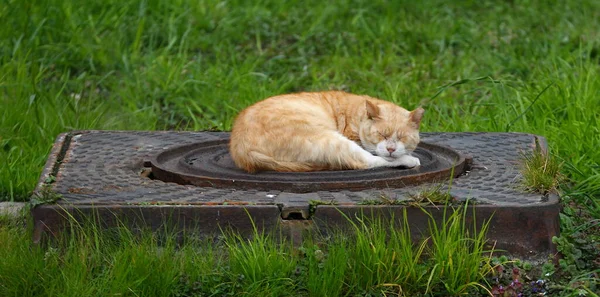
[149,139,467,193]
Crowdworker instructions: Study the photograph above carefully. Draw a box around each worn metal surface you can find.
[150,139,467,192]
[32,204,281,243]
[31,131,560,258]
[313,196,561,257]
[35,131,547,206]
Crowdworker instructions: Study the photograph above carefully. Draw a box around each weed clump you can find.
[520,147,564,195]
[408,184,456,206]
[357,184,457,207]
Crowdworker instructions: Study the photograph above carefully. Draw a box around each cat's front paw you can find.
[403,155,420,168]
[407,156,421,168]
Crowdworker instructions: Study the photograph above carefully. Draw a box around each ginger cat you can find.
[229,91,424,173]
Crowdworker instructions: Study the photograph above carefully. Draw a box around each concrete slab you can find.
[0,202,26,218]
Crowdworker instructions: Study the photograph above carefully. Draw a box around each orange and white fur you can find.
[229,91,424,173]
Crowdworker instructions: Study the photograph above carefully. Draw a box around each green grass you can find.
[341,210,428,294]
[299,241,348,296]
[1,0,599,204]
[408,184,456,206]
[224,220,296,296]
[520,146,564,195]
[425,203,493,295]
[1,0,599,294]
[0,205,496,297]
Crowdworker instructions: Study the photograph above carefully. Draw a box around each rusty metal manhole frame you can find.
[149,139,468,193]
[30,131,560,259]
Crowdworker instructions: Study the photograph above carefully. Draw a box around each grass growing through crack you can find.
[357,184,455,206]
[520,147,565,195]
[408,184,456,206]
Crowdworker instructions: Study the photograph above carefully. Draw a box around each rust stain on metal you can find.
[32,204,282,244]
[33,132,71,195]
[312,197,561,259]
[68,187,95,194]
[223,201,251,205]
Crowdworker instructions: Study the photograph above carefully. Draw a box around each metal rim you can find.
[150,139,467,192]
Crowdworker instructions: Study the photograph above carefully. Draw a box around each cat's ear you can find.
[409,107,425,129]
[365,100,381,120]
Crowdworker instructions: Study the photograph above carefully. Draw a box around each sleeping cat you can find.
[229,91,424,173]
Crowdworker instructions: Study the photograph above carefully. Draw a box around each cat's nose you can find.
[387,147,395,153]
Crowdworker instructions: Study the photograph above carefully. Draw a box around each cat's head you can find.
[359,100,424,159]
